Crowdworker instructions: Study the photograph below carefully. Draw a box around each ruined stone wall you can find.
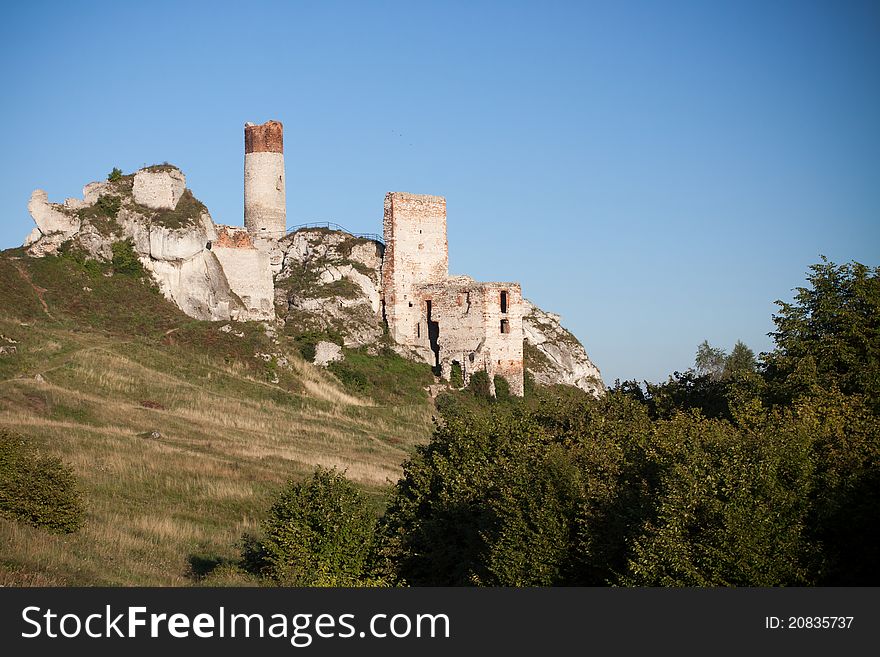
[244,120,286,238]
[132,169,185,210]
[381,192,448,345]
[417,277,524,396]
[212,224,274,320]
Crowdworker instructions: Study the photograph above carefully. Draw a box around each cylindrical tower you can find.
[244,120,286,237]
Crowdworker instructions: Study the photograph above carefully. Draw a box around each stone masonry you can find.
[381,192,525,396]
[244,120,286,238]
[382,192,448,347]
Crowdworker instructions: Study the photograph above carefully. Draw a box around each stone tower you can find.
[244,120,286,238]
[381,192,448,346]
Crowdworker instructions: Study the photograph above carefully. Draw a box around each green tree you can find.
[622,411,819,586]
[111,240,144,276]
[724,340,757,377]
[377,393,656,586]
[764,257,880,406]
[695,340,727,380]
[250,467,376,586]
[107,167,123,182]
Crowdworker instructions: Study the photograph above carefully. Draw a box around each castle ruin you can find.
[22,119,532,397]
[231,120,525,395]
[381,192,524,396]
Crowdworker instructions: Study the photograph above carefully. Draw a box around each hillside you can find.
[0,248,435,585]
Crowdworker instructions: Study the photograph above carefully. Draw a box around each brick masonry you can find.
[381,192,525,396]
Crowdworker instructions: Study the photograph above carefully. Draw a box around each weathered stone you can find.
[382,192,448,346]
[147,223,205,262]
[522,299,604,396]
[277,228,385,348]
[23,227,41,247]
[212,239,275,321]
[381,192,525,396]
[244,121,285,237]
[416,276,525,396]
[133,168,186,210]
[83,181,113,205]
[27,190,79,236]
[313,341,344,367]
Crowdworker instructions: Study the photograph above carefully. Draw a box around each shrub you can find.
[0,430,84,533]
[111,240,144,277]
[493,375,510,401]
[107,167,123,182]
[449,362,464,388]
[468,370,492,399]
[95,194,121,219]
[248,467,376,586]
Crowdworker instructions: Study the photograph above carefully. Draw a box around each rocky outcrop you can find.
[28,190,81,236]
[22,166,268,322]
[275,228,385,349]
[313,340,343,367]
[522,299,603,396]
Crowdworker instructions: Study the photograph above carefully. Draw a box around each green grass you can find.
[0,248,434,585]
[328,347,436,406]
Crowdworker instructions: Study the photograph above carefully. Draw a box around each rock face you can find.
[522,299,603,396]
[22,166,271,322]
[275,228,384,349]
[28,190,81,236]
[313,341,343,367]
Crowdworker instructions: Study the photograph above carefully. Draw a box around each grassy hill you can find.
[0,247,435,585]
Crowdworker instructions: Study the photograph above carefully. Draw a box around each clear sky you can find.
[1,1,878,384]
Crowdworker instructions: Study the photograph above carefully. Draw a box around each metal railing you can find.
[286,221,384,245]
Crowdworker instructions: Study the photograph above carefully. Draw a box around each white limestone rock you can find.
[313,341,344,367]
[147,223,206,262]
[143,250,244,321]
[133,168,186,210]
[276,229,385,348]
[522,299,604,397]
[27,190,80,236]
[23,227,41,247]
[83,181,113,205]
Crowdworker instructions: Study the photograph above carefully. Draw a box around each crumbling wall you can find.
[212,225,274,320]
[417,277,524,396]
[132,169,185,210]
[381,192,448,346]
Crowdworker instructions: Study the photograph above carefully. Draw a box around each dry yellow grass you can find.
[0,329,434,586]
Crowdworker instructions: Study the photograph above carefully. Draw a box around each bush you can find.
[107,167,123,182]
[0,430,84,533]
[468,370,492,399]
[449,362,464,388]
[247,467,377,586]
[493,375,510,401]
[95,194,121,219]
[111,240,144,277]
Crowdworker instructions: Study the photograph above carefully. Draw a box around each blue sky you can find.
[1,1,878,383]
